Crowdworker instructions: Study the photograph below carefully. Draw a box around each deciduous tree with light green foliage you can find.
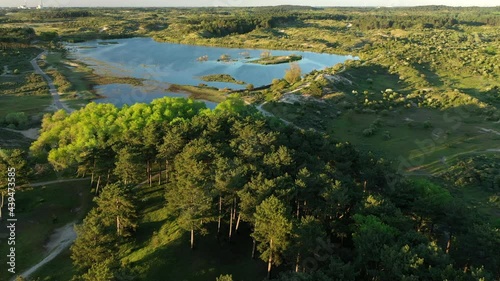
[284,62,302,84]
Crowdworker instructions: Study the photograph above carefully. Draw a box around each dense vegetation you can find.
[26,97,499,280]
[0,5,499,281]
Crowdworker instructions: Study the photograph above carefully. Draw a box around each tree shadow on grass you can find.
[130,222,267,281]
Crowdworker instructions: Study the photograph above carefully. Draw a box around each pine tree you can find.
[252,196,292,279]
[94,183,138,237]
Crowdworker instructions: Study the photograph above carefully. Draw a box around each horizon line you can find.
[2,5,500,8]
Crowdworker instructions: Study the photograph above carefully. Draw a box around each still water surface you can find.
[68,37,357,108]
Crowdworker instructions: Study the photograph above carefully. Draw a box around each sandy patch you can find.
[478,127,500,136]
[2,127,40,140]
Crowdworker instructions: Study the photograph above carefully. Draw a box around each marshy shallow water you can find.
[67,37,357,107]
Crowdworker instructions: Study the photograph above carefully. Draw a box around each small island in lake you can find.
[249,54,303,65]
[199,74,246,85]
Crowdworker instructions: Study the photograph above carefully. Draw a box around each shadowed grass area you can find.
[0,95,52,120]
[0,180,92,281]
[124,184,267,281]
[0,128,33,149]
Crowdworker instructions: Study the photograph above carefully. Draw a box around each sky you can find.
[1,0,498,7]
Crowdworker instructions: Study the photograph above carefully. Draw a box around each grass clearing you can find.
[122,183,267,281]
[0,95,52,119]
[0,179,92,281]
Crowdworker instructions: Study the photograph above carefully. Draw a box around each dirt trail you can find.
[30,51,73,112]
[2,127,40,140]
[18,177,91,188]
[10,178,90,280]
[13,223,77,280]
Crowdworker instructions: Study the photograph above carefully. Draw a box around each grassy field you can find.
[0,180,92,281]
[264,101,499,173]
[0,96,52,130]
[123,185,267,281]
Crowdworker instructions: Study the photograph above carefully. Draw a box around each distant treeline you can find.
[9,9,92,20]
[178,7,500,38]
[197,15,298,38]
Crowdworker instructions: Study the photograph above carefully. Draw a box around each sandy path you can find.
[30,51,73,112]
[2,127,40,140]
[10,178,90,280]
[18,177,91,188]
[13,222,77,280]
[478,127,500,136]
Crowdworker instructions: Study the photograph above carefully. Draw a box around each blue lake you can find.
[67,37,358,107]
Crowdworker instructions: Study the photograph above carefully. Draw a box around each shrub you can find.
[217,274,233,281]
[4,112,29,128]
[284,62,301,84]
[383,131,391,140]
[363,127,375,137]
[303,82,322,97]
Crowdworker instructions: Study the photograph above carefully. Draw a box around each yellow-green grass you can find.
[44,52,143,99]
[123,184,267,281]
[331,111,499,173]
[265,101,499,176]
[31,181,268,281]
[0,180,92,281]
[168,84,228,103]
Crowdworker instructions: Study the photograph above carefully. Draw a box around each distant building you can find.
[18,0,28,9]
[36,0,43,9]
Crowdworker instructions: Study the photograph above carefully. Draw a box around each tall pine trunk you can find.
[267,239,273,279]
[229,204,234,241]
[90,160,96,188]
[95,175,101,195]
[217,195,222,236]
[165,160,169,182]
[116,216,121,236]
[446,231,453,254]
[148,160,152,187]
[235,213,241,233]
[295,253,300,272]
[251,238,256,259]
[191,228,195,249]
